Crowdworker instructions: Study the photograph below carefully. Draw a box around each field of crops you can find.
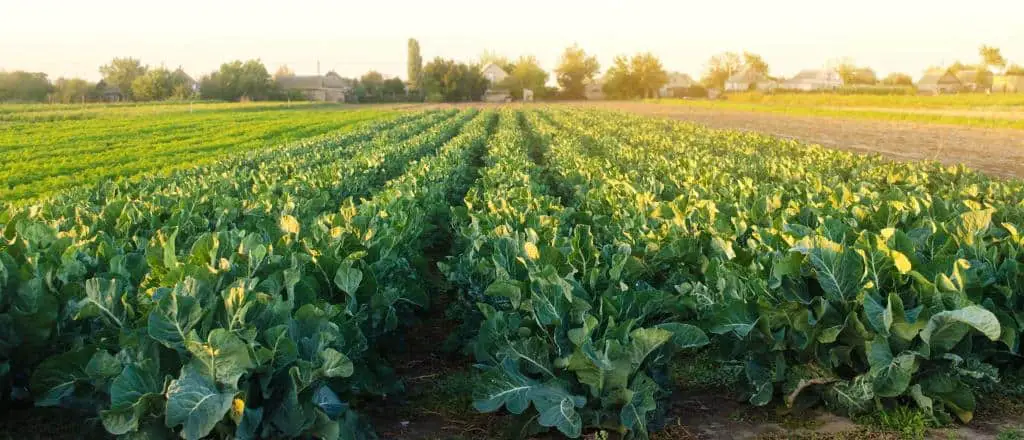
[1,106,1023,439]
[0,102,391,202]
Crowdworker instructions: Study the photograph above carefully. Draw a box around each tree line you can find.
[2,42,1021,104]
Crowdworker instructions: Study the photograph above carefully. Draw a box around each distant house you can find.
[993,75,1024,93]
[782,69,843,91]
[277,72,354,102]
[658,72,697,98]
[95,80,123,102]
[481,63,512,103]
[725,69,774,92]
[917,71,962,94]
[954,70,994,92]
[584,77,605,100]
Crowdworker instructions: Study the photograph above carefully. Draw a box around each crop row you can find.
[1,107,392,202]
[0,109,496,438]
[442,108,1023,438]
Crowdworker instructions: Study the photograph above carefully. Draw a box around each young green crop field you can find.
[0,102,392,202]
[1,106,1023,439]
[654,92,1024,130]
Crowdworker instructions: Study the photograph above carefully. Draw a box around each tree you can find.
[381,78,406,97]
[979,45,1006,71]
[53,77,94,103]
[700,52,742,90]
[603,53,669,99]
[555,44,600,99]
[274,65,295,80]
[407,38,423,91]
[631,52,668,98]
[360,70,385,97]
[0,71,52,102]
[742,52,769,76]
[200,59,273,101]
[421,58,487,102]
[99,57,148,100]
[881,72,913,86]
[946,61,971,74]
[169,68,196,100]
[131,67,174,101]
[603,55,637,99]
[498,55,549,100]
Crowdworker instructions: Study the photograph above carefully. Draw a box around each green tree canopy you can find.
[701,52,742,89]
[979,45,1006,71]
[555,44,600,99]
[422,57,487,102]
[603,52,669,99]
[52,77,95,103]
[881,72,913,86]
[407,38,423,91]
[498,55,549,99]
[742,52,770,76]
[199,59,273,101]
[0,71,52,102]
[131,67,174,101]
[99,57,148,100]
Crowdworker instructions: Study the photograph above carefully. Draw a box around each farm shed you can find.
[658,72,696,97]
[277,72,353,102]
[993,75,1024,93]
[481,63,512,103]
[584,78,606,100]
[725,69,773,92]
[916,71,961,94]
[954,70,994,92]
[782,69,843,91]
[95,81,123,102]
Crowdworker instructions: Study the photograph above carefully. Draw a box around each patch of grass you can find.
[853,406,929,440]
[407,368,481,416]
[998,429,1024,440]
[671,348,743,390]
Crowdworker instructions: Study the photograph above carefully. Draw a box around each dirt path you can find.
[578,102,1024,179]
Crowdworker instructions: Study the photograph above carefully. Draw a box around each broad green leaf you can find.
[30,347,95,406]
[148,282,203,352]
[165,366,235,440]
[655,323,710,350]
[319,348,354,378]
[921,306,1001,353]
[186,329,254,387]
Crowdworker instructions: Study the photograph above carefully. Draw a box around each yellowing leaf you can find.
[523,242,540,261]
[279,215,300,235]
[890,251,912,274]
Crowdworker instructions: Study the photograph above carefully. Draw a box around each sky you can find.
[2,0,1023,83]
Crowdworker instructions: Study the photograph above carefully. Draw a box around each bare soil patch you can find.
[581,101,1024,179]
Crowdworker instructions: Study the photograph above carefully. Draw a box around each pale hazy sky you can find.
[3,0,1022,82]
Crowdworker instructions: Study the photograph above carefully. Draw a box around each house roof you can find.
[726,69,768,84]
[785,69,842,84]
[664,72,696,88]
[918,71,961,86]
[954,70,991,84]
[277,74,353,90]
[481,62,509,76]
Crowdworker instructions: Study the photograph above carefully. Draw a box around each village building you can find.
[954,70,994,92]
[658,72,697,98]
[993,75,1024,93]
[781,69,843,91]
[276,72,354,102]
[724,69,774,92]
[584,77,606,100]
[481,63,512,103]
[916,71,962,94]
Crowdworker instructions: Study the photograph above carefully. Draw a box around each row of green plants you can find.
[530,108,1024,429]
[1,107,391,202]
[0,109,498,438]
